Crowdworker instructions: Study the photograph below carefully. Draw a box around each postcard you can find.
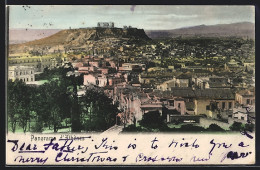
[6,5,255,166]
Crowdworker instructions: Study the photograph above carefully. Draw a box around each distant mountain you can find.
[9,27,150,54]
[145,22,255,39]
[9,29,62,44]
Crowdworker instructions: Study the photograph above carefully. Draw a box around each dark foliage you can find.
[229,121,244,131]
[207,124,225,131]
[122,124,143,132]
[31,121,44,132]
[178,124,206,132]
[139,111,166,129]
[80,86,120,132]
[244,123,255,132]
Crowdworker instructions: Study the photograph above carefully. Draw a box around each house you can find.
[236,88,255,106]
[194,89,235,117]
[193,77,210,89]
[71,62,84,69]
[208,76,232,89]
[107,75,125,86]
[83,74,107,87]
[232,108,248,122]
[140,101,163,115]
[164,98,186,115]
[8,66,35,82]
[98,68,109,74]
[78,67,90,74]
[83,74,96,86]
[175,73,192,87]
[157,79,176,91]
[232,111,247,122]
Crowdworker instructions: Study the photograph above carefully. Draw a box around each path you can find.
[102,125,124,134]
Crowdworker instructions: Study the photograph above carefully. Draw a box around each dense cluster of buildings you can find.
[8,25,255,130]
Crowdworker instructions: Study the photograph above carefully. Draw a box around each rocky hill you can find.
[145,22,255,39]
[9,29,61,44]
[9,27,151,54]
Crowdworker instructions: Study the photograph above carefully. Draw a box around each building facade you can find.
[8,66,35,82]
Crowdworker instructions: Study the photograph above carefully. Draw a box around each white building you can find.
[8,66,35,82]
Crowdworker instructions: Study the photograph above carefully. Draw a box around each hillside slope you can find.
[145,22,255,39]
[9,29,61,44]
[9,27,150,54]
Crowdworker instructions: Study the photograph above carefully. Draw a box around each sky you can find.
[8,5,255,30]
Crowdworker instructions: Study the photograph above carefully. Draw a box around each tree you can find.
[80,86,120,131]
[7,80,31,133]
[207,124,225,131]
[39,79,70,132]
[139,111,166,129]
[229,121,244,131]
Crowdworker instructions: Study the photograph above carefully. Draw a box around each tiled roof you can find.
[194,89,235,99]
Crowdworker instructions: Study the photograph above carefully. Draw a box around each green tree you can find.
[40,79,70,132]
[229,121,244,131]
[207,124,225,131]
[80,86,119,131]
[7,80,31,133]
[139,111,166,129]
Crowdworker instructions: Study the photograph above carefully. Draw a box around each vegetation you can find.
[229,121,255,132]
[80,87,120,132]
[207,124,225,131]
[7,67,119,133]
[139,111,168,130]
[7,80,31,133]
[123,118,229,132]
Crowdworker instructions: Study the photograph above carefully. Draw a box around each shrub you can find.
[139,111,166,129]
[207,123,225,131]
[229,121,244,131]
[179,124,206,132]
[122,124,142,132]
[244,123,255,132]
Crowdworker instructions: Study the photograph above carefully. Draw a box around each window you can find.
[178,103,181,108]
[27,78,29,82]
[241,117,244,120]
[247,99,250,104]
[206,105,210,110]
[222,102,226,109]
[229,102,232,109]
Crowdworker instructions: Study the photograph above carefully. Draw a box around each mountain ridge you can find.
[145,22,255,39]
